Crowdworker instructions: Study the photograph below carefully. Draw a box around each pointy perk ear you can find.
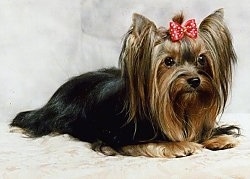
[131,13,157,36]
[199,9,237,110]
[199,8,236,65]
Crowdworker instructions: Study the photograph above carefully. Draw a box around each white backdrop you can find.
[1,1,250,178]
[1,0,250,123]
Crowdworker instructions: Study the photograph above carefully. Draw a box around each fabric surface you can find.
[1,114,250,178]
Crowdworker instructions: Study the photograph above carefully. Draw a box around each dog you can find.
[10,9,240,158]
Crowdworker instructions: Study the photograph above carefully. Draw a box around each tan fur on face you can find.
[149,36,221,142]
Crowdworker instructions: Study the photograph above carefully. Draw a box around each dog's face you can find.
[151,34,220,142]
[153,36,216,112]
[120,9,236,142]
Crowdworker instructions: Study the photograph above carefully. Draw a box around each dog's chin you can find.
[172,87,216,113]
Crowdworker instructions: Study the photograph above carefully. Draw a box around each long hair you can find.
[119,13,158,124]
[199,9,237,112]
[118,9,237,142]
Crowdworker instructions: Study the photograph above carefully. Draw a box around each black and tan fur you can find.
[10,9,240,158]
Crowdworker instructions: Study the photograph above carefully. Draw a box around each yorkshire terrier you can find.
[11,9,240,158]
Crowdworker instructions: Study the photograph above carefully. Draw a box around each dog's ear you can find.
[119,14,158,122]
[131,13,156,37]
[199,8,237,66]
[199,9,237,110]
[199,9,237,62]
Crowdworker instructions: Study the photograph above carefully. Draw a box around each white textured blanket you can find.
[0,114,249,178]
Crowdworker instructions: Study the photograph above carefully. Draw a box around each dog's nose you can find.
[187,77,200,88]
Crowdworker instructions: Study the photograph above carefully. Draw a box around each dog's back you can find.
[10,68,123,142]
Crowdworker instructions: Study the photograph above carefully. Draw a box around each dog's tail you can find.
[10,108,57,137]
[10,98,89,139]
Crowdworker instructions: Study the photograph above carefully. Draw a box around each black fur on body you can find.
[11,68,163,148]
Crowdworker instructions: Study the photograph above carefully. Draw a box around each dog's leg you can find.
[91,141,119,156]
[202,134,239,150]
[119,141,202,158]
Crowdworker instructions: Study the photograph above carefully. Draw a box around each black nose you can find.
[187,77,200,88]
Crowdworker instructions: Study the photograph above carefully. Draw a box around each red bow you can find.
[169,19,198,42]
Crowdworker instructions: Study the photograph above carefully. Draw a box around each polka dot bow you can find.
[169,19,198,42]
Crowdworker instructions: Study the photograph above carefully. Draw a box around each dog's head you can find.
[119,9,237,142]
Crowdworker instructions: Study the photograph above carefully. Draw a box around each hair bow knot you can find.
[169,19,198,42]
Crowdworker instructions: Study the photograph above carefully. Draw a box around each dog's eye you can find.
[197,54,207,66]
[164,57,176,67]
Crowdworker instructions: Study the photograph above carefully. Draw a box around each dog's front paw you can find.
[202,135,239,150]
[162,141,202,158]
[120,141,202,158]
